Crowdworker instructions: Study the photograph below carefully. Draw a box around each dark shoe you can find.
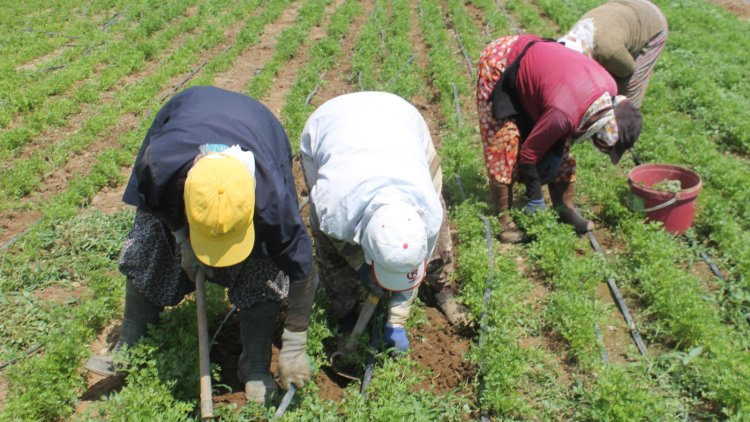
[491,182,524,243]
[244,373,279,404]
[238,302,279,404]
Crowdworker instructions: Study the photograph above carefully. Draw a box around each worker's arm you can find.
[519,108,573,201]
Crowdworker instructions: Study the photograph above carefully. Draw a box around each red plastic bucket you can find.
[627,163,702,235]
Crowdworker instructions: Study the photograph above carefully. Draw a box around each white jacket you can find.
[300,92,443,263]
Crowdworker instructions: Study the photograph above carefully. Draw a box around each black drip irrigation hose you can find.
[493,0,521,36]
[388,54,415,87]
[0,344,43,371]
[305,78,323,106]
[209,306,237,352]
[587,232,648,355]
[452,30,475,78]
[477,214,494,422]
[452,83,463,129]
[100,7,129,31]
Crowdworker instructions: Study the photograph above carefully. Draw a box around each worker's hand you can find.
[356,264,386,298]
[384,324,409,353]
[172,229,212,282]
[278,329,312,390]
[524,197,546,214]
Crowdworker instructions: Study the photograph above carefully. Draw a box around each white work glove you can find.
[172,228,212,282]
[278,329,312,390]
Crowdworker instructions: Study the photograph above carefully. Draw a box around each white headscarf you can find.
[558,17,596,58]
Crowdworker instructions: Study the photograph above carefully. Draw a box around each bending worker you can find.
[85,86,318,405]
[300,91,469,353]
[559,0,668,109]
[477,35,643,242]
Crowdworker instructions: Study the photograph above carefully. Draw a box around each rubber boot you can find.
[238,302,280,404]
[548,182,595,234]
[84,279,163,376]
[490,182,523,243]
[433,286,471,328]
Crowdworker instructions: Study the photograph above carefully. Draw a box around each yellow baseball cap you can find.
[184,153,256,267]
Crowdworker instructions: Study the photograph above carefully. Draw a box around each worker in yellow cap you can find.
[84,86,317,405]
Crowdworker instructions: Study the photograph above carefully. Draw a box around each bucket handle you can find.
[626,192,679,213]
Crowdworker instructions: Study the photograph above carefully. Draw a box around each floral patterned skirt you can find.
[476,36,576,185]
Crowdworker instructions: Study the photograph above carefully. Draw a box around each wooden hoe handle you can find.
[196,270,214,419]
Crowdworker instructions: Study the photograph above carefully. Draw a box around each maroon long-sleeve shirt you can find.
[508,35,617,164]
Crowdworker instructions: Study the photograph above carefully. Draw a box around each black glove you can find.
[519,163,543,201]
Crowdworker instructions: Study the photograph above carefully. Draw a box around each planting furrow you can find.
[304,0,374,107]
[262,0,349,115]
[281,0,369,145]
[212,1,304,93]
[246,0,334,99]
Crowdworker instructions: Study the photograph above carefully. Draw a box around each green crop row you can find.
[348,1,386,91]
[0,0,206,169]
[0,0,193,127]
[0,0,302,418]
[246,0,333,99]
[518,211,688,420]
[0,0,253,209]
[0,0,192,157]
[0,1,126,71]
[281,0,364,148]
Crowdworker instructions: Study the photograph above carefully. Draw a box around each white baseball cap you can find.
[361,203,428,292]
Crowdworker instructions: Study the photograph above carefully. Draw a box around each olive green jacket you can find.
[586,0,666,78]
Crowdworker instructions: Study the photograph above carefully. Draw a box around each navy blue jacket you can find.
[123,86,312,279]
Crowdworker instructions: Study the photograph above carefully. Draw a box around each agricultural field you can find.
[0,0,749,420]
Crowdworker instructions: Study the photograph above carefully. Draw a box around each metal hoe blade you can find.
[329,293,380,380]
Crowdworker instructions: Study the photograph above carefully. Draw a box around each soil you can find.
[0,209,42,248]
[410,307,473,395]
[688,259,723,293]
[75,320,125,416]
[213,2,304,94]
[710,0,750,19]
[33,282,92,305]
[595,283,637,364]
